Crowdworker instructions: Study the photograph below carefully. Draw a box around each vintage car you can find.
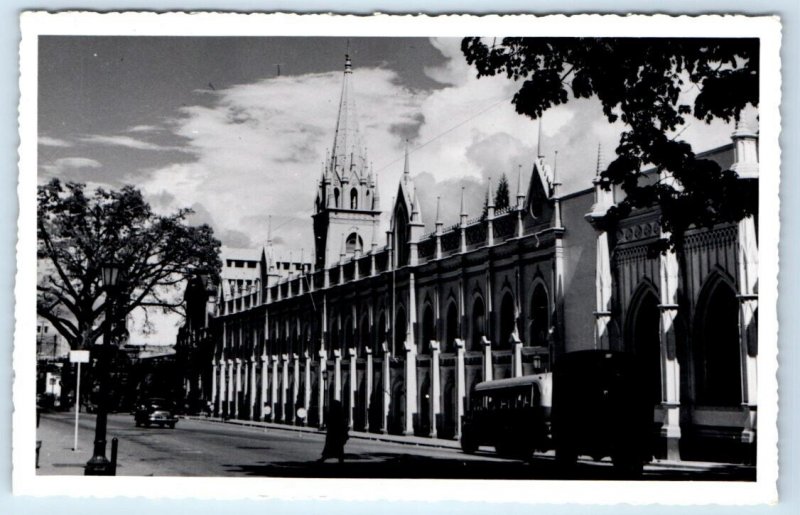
[134,398,178,428]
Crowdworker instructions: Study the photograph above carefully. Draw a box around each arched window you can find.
[625,284,662,407]
[359,315,370,356]
[376,311,386,355]
[345,232,363,254]
[343,315,353,350]
[421,304,435,354]
[694,276,742,406]
[350,188,358,209]
[529,284,549,347]
[471,296,486,352]
[445,301,459,352]
[499,292,516,349]
[394,307,407,356]
[334,188,340,208]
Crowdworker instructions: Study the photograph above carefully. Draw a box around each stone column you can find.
[270,355,279,422]
[292,353,300,424]
[303,350,312,425]
[260,354,269,420]
[211,360,218,415]
[281,353,289,423]
[404,340,418,436]
[594,230,613,349]
[365,347,373,432]
[511,334,523,378]
[738,214,759,446]
[454,338,466,439]
[234,358,242,419]
[430,341,441,438]
[250,358,258,420]
[242,358,249,418]
[317,347,327,429]
[217,359,226,417]
[381,342,391,434]
[482,336,493,382]
[333,349,342,402]
[226,359,234,419]
[658,204,682,460]
[348,347,357,429]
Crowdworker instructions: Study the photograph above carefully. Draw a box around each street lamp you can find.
[85,261,121,475]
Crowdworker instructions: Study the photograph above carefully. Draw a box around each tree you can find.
[462,37,759,250]
[495,173,511,211]
[37,179,222,350]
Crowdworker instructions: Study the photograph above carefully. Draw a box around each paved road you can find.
[37,411,755,480]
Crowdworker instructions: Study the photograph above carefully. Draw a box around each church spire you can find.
[329,54,366,182]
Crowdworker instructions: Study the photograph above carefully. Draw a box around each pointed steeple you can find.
[487,176,495,208]
[516,164,525,207]
[435,196,442,226]
[330,54,367,182]
[403,140,411,183]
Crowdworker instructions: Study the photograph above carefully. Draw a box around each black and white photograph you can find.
[15,12,781,504]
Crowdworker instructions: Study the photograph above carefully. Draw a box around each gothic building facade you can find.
[176,56,759,463]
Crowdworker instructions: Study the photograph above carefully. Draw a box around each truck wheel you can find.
[461,432,478,454]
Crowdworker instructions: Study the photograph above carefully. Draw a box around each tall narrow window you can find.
[334,188,340,208]
[529,284,549,347]
[350,188,358,209]
[471,297,486,352]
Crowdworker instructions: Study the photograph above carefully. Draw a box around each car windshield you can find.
[148,399,173,409]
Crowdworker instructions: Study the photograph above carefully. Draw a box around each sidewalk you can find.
[36,412,154,476]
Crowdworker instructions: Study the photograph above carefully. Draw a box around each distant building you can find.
[178,56,759,463]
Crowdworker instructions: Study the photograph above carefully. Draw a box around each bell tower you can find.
[313,55,381,270]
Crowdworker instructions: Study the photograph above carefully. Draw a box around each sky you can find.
[37,36,752,343]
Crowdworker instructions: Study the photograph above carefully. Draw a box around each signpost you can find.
[69,350,90,451]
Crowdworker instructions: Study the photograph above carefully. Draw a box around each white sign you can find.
[69,350,89,363]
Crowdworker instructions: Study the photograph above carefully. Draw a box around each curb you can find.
[182,416,462,450]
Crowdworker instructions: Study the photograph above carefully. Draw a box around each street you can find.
[36,411,755,480]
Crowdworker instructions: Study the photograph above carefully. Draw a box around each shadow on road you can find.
[222,452,756,481]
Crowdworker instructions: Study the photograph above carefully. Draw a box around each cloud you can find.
[81,134,185,152]
[135,37,742,262]
[39,156,110,186]
[38,136,73,147]
[127,124,162,133]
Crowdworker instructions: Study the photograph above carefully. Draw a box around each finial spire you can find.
[516,164,525,198]
[460,186,467,216]
[403,140,410,181]
[411,185,420,221]
[553,150,560,187]
[435,196,442,224]
[267,215,273,246]
[487,176,495,208]
[537,117,544,159]
[595,143,603,176]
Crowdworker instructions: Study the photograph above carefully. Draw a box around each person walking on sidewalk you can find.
[318,400,348,464]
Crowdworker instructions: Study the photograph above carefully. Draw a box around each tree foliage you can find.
[37,179,222,350]
[462,37,759,249]
[495,173,511,211]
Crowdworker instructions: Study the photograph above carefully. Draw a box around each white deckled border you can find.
[14,11,781,505]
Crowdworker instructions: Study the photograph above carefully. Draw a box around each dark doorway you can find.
[626,286,662,407]
[499,292,516,349]
[695,277,742,406]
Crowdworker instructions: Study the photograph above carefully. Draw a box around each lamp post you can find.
[85,262,121,476]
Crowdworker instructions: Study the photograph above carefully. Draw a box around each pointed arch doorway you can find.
[626,285,662,408]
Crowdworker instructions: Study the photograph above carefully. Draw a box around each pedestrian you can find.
[318,400,349,463]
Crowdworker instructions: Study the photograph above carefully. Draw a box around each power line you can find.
[373,94,513,174]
